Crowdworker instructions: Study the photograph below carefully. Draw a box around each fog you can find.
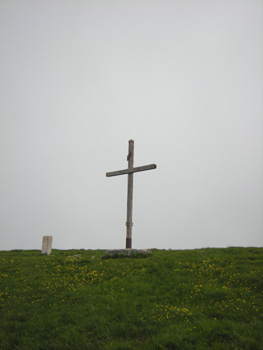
[0,0,262,251]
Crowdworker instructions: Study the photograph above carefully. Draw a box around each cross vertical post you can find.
[126,140,134,249]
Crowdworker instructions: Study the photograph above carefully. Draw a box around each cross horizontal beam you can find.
[106,164,157,177]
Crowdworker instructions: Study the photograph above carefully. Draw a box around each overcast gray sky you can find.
[0,0,262,251]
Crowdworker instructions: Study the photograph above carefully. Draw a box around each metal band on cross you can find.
[106,140,157,249]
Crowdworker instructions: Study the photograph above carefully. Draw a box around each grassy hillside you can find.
[0,247,262,349]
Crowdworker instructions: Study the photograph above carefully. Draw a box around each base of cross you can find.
[104,249,152,257]
[126,238,132,249]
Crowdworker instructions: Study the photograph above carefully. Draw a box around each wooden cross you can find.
[106,140,157,249]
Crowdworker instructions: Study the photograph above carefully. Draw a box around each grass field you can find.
[0,247,262,349]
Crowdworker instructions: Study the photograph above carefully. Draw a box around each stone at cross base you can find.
[41,236,53,255]
[104,249,152,257]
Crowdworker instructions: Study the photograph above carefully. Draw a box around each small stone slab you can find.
[41,236,53,255]
[104,249,152,257]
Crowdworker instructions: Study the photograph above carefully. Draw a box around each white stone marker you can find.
[41,236,53,255]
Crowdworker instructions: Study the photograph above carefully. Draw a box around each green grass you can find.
[0,247,262,349]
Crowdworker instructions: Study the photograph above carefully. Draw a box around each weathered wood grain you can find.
[106,164,157,177]
[126,140,134,249]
